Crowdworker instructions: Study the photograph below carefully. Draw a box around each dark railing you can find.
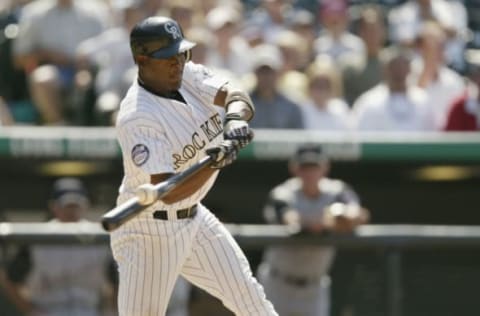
[2,222,480,316]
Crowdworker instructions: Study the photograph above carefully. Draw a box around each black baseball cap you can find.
[291,144,329,166]
[51,178,89,207]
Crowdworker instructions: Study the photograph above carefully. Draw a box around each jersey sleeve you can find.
[117,118,175,175]
[263,186,292,224]
[335,182,360,205]
[181,62,229,106]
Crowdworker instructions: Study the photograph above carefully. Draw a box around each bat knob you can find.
[136,183,158,205]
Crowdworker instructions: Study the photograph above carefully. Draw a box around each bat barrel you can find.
[101,197,144,231]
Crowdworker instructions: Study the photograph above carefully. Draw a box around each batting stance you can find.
[110,16,278,316]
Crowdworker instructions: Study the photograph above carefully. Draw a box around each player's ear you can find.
[136,55,148,66]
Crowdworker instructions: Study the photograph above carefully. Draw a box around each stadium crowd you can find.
[0,0,479,131]
[0,1,479,315]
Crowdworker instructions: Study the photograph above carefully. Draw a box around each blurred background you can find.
[1,0,480,315]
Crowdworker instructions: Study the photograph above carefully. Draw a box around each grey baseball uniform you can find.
[111,61,277,316]
[258,177,360,316]
[6,220,113,316]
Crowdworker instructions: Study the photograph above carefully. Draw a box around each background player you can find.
[257,144,369,316]
[0,177,116,316]
[110,16,277,316]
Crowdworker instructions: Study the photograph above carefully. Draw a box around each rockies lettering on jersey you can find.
[200,113,223,141]
[173,113,223,170]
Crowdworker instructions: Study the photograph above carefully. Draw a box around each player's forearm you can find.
[152,167,218,204]
[224,89,255,122]
[0,277,33,315]
[215,84,255,122]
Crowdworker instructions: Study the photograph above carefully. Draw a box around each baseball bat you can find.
[101,155,213,232]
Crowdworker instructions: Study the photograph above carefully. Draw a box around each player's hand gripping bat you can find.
[101,138,242,232]
[101,155,213,232]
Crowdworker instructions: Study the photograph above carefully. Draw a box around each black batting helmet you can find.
[130,16,196,59]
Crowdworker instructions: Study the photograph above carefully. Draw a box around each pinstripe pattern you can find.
[111,62,277,315]
[111,205,277,316]
[115,62,223,215]
[181,207,275,315]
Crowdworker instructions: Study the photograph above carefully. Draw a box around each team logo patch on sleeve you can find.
[131,144,150,166]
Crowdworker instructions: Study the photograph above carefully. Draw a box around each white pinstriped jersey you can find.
[111,60,278,316]
[115,61,227,215]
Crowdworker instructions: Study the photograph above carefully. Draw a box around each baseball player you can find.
[110,16,278,316]
[257,144,369,316]
[0,178,115,316]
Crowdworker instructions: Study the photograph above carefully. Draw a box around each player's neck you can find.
[302,186,321,199]
[138,77,186,103]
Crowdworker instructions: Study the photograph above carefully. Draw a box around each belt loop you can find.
[153,204,197,220]
[153,210,168,220]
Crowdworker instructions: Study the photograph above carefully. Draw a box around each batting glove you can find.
[223,119,254,149]
[206,139,239,169]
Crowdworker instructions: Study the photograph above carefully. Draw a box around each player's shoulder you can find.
[271,178,301,199]
[319,178,349,194]
[182,61,227,87]
[116,84,160,128]
[353,84,388,112]
[183,61,213,77]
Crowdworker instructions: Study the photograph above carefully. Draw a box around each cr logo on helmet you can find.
[164,22,181,40]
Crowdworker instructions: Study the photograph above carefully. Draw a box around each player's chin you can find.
[170,77,183,90]
[168,80,181,91]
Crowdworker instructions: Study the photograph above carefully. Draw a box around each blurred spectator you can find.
[76,0,146,125]
[445,49,480,131]
[314,0,365,64]
[301,58,352,130]
[240,23,265,48]
[12,0,109,125]
[388,0,469,72]
[0,177,116,316]
[275,29,310,102]
[276,29,310,73]
[0,0,36,124]
[388,0,468,53]
[194,0,244,17]
[185,27,214,65]
[257,144,369,316]
[341,5,385,106]
[353,46,435,131]
[247,0,293,44]
[165,0,196,31]
[289,9,318,63]
[410,22,465,130]
[141,0,165,16]
[0,96,14,125]
[204,5,253,76]
[248,43,304,129]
